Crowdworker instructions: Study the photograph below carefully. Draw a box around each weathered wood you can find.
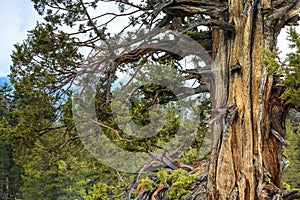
[122,0,300,198]
[281,190,300,200]
[182,19,235,32]
[205,0,299,199]
[162,0,228,17]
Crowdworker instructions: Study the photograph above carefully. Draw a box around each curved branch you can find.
[181,19,235,32]
[281,190,300,200]
[267,0,300,31]
[114,41,182,65]
[162,0,228,18]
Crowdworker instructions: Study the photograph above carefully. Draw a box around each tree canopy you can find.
[1,0,300,199]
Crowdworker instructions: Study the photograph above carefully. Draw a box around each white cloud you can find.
[0,0,40,76]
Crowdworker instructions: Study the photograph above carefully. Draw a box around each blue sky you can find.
[0,0,41,76]
[0,0,299,77]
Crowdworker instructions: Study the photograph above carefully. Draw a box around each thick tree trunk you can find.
[206,0,298,199]
[115,0,299,199]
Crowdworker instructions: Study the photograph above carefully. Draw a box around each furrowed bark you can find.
[205,0,299,199]
[123,0,299,198]
[162,0,228,18]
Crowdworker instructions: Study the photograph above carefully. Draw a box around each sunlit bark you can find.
[205,0,300,199]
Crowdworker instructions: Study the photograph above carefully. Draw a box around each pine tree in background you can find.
[279,29,300,191]
[284,112,300,190]
[0,84,24,199]
[265,27,300,198]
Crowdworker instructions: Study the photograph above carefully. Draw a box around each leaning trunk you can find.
[206,0,294,199]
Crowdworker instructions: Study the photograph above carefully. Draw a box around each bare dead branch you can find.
[148,151,178,170]
[270,129,290,148]
[267,0,300,31]
[181,19,235,32]
[127,160,162,199]
[92,120,133,142]
[151,0,175,23]
[162,0,228,18]
[281,190,300,200]
[180,66,212,76]
[151,185,166,200]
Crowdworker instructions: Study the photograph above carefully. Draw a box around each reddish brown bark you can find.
[206,0,300,199]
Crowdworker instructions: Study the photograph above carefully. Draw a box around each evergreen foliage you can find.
[264,28,300,106]
[284,111,300,189]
